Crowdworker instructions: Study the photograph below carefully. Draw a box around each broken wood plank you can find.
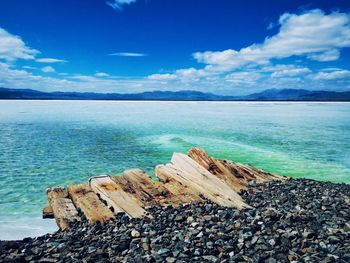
[111,169,182,206]
[156,153,250,209]
[67,183,115,224]
[89,176,146,218]
[155,164,204,204]
[188,148,284,190]
[47,187,80,229]
[42,205,54,219]
[237,163,285,181]
[188,147,249,191]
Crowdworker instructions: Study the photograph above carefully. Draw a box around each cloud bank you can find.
[146,9,350,93]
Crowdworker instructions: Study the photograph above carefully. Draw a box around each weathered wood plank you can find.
[236,163,285,181]
[47,187,80,229]
[111,169,182,206]
[156,153,250,209]
[188,147,248,191]
[155,164,204,204]
[67,183,115,224]
[188,148,284,190]
[42,205,54,219]
[89,176,146,218]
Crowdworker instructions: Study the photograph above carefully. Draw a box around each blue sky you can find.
[0,0,350,95]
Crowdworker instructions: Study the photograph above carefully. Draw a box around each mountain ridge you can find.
[0,87,350,101]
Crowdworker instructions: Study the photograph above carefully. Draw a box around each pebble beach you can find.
[1,178,349,263]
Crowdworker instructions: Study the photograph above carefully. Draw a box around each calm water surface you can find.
[0,100,349,239]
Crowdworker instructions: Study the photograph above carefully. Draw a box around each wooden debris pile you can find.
[43,148,284,229]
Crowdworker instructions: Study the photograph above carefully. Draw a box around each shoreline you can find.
[1,178,349,262]
[1,176,349,242]
[0,217,58,241]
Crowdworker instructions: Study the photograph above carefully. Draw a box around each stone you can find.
[131,229,141,238]
[175,215,184,222]
[166,257,176,263]
[187,216,194,223]
[196,232,203,238]
[157,248,170,256]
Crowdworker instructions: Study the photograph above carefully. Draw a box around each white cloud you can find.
[193,9,350,72]
[41,66,55,73]
[225,71,262,85]
[22,66,38,70]
[313,69,350,80]
[271,67,311,78]
[106,0,137,10]
[175,68,207,80]
[321,67,343,72]
[0,27,39,61]
[94,72,110,77]
[109,52,147,57]
[0,62,70,90]
[307,49,340,62]
[148,73,176,80]
[0,62,159,93]
[36,58,67,63]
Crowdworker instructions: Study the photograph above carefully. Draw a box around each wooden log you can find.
[111,169,182,206]
[42,205,54,219]
[188,148,284,190]
[67,183,115,224]
[47,187,80,229]
[89,176,146,218]
[156,153,250,209]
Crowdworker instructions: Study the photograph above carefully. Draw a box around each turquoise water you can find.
[0,100,349,239]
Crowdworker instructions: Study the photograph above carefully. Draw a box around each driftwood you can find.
[111,169,182,207]
[67,183,115,224]
[189,147,284,190]
[89,176,146,218]
[42,205,54,219]
[47,187,80,229]
[156,164,205,204]
[156,153,249,209]
[44,147,285,229]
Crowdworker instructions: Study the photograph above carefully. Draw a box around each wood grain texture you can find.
[68,183,115,224]
[111,169,182,206]
[47,187,80,229]
[188,147,284,190]
[156,164,205,204]
[156,153,250,209]
[42,205,54,219]
[89,176,146,218]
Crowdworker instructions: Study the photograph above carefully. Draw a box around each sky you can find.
[0,0,350,95]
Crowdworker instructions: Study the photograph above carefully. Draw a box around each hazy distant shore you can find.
[1,87,350,101]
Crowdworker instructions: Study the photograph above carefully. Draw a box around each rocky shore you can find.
[1,178,349,263]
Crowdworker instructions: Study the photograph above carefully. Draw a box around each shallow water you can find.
[0,100,349,239]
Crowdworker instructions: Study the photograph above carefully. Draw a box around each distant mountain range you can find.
[1,87,350,101]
